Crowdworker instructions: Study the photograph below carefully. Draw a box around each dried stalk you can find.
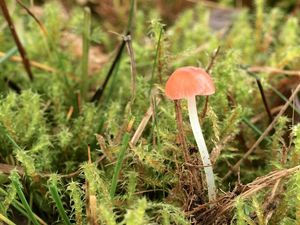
[223,83,300,180]
[0,0,34,80]
[130,97,161,147]
[248,66,300,76]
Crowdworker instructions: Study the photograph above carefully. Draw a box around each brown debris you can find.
[188,164,300,224]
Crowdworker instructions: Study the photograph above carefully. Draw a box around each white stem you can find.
[187,96,216,201]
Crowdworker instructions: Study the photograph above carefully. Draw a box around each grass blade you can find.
[0,212,16,225]
[10,172,40,225]
[110,133,131,199]
[0,47,18,64]
[0,187,47,225]
[242,117,272,144]
[48,177,72,225]
[148,27,163,96]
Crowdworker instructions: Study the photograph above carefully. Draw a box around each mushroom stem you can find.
[187,96,216,201]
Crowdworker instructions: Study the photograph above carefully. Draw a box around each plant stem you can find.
[11,173,40,225]
[174,100,189,163]
[91,35,127,103]
[0,187,47,225]
[149,27,163,96]
[0,47,18,64]
[255,79,272,123]
[0,0,34,80]
[48,180,72,225]
[187,96,216,201]
[201,96,209,119]
[0,213,16,225]
[110,133,131,199]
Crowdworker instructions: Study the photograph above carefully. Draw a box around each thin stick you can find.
[201,47,220,118]
[0,213,16,225]
[0,0,34,80]
[222,83,300,180]
[91,34,127,103]
[149,27,163,96]
[256,78,273,123]
[190,164,300,220]
[91,0,135,103]
[0,51,54,72]
[87,145,91,164]
[174,100,189,163]
[250,105,283,124]
[66,106,74,121]
[130,98,161,146]
[201,96,209,119]
[248,66,300,76]
[205,46,220,73]
[16,0,47,36]
[150,95,161,146]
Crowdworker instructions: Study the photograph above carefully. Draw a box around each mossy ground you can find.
[0,0,300,224]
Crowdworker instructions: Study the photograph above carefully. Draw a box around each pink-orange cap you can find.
[165,66,215,100]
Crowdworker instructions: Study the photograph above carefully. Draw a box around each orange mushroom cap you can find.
[165,66,215,100]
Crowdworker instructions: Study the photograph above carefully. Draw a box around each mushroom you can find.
[165,66,216,201]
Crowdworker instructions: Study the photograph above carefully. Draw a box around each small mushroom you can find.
[165,66,216,201]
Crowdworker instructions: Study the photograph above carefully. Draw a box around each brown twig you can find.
[262,179,281,224]
[0,51,78,80]
[222,83,300,180]
[0,0,34,80]
[16,0,48,36]
[201,96,209,120]
[66,106,74,121]
[201,47,221,118]
[189,164,300,224]
[174,100,189,163]
[205,46,220,73]
[0,51,54,72]
[248,66,300,76]
[250,105,283,124]
[130,97,161,147]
